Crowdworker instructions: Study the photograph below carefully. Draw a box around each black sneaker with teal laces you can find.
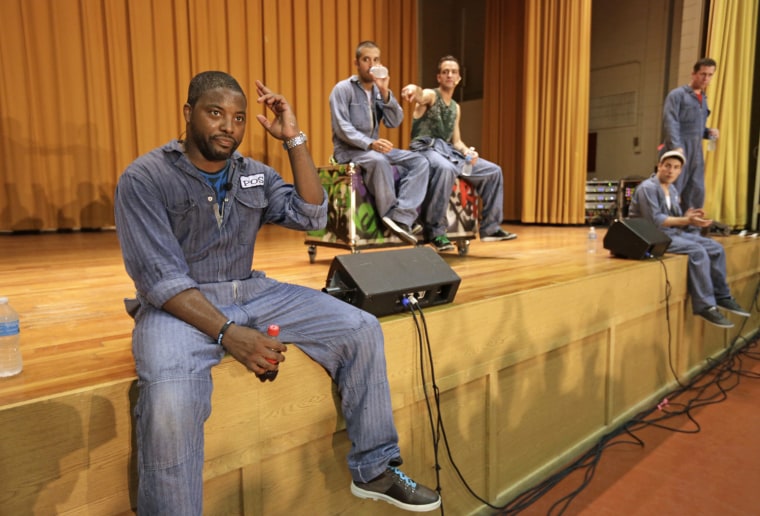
[431,235,455,252]
[351,466,441,512]
[481,228,517,242]
[697,306,734,328]
[717,297,750,317]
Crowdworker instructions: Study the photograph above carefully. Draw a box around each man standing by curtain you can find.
[662,58,720,212]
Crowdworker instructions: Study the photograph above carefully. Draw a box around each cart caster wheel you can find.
[308,245,317,263]
[457,240,470,256]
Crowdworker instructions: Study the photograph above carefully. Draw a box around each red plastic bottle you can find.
[259,324,280,382]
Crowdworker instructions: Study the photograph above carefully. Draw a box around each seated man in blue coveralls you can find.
[629,149,749,328]
[114,71,441,514]
[329,40,429,245]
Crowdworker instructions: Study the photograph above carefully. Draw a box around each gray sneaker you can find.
[717,297,750,317]
[697,306,734,328]
[351,466,441,512]
[481,228,517,242]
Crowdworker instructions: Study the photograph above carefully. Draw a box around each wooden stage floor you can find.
[0,223,755,407]
[1,223,759,515]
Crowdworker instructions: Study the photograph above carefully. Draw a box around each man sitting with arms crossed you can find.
[629,149,749,328]
[401,55,516,252]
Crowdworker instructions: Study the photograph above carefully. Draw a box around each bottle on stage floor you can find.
[587,226,598,253]
[0,297,23,377]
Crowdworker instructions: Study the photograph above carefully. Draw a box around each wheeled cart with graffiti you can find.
[305,163,479,262]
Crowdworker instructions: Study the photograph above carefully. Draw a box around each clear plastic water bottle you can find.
[369,65,388,79]
[707,135,716,152]
[462,147,476,176]
[587,226,597,253]
[0,297,22,377]
[462,156,473,176]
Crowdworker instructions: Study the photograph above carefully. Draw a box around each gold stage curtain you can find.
[703,0,758,227]
[482,0,525,222]
[484,0,591,224]
[0,0,418,231]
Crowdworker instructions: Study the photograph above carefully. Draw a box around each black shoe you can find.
[717,297,750,317]
[697,306,734,328]
[481,228,517,242]
[351,466,441,512]
[410,222,423,235]
[431,235,455,252]
[382,216,418,245]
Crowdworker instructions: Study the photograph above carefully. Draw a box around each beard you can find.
[189,131,240,162]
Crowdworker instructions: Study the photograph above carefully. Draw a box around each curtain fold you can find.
[0,0,418,231]
[482,0,525,222]
[520,0,591,224]
[483,0,591,224]
[703,0,758,227]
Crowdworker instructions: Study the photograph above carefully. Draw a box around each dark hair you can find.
[437,55,461,73]
[693,58,717,72]
[356,41,379,59]
[186,71,245,107]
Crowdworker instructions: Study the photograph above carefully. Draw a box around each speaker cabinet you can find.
[603,218,671,259]
[323,247,461,317]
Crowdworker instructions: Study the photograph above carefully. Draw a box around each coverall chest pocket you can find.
[681,104,702,125]
[349,102,372,132]
[232,188,269,246]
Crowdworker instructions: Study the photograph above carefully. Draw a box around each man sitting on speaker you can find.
[629,149,749,328]
[114,71,441,514]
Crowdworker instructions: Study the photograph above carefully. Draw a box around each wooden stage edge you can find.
[1,224,759,515]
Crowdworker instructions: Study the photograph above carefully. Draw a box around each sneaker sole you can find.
[718,307,751,317]
[351,482,442,512]
[430,238,455,252]
[698,316,734,328]
[381,217,418,245]
[481,233,517,242]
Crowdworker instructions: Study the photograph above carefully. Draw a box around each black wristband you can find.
[216,320,235,346]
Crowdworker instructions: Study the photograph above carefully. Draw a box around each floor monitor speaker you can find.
[603,218,671,259]
[323,247,461,317]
